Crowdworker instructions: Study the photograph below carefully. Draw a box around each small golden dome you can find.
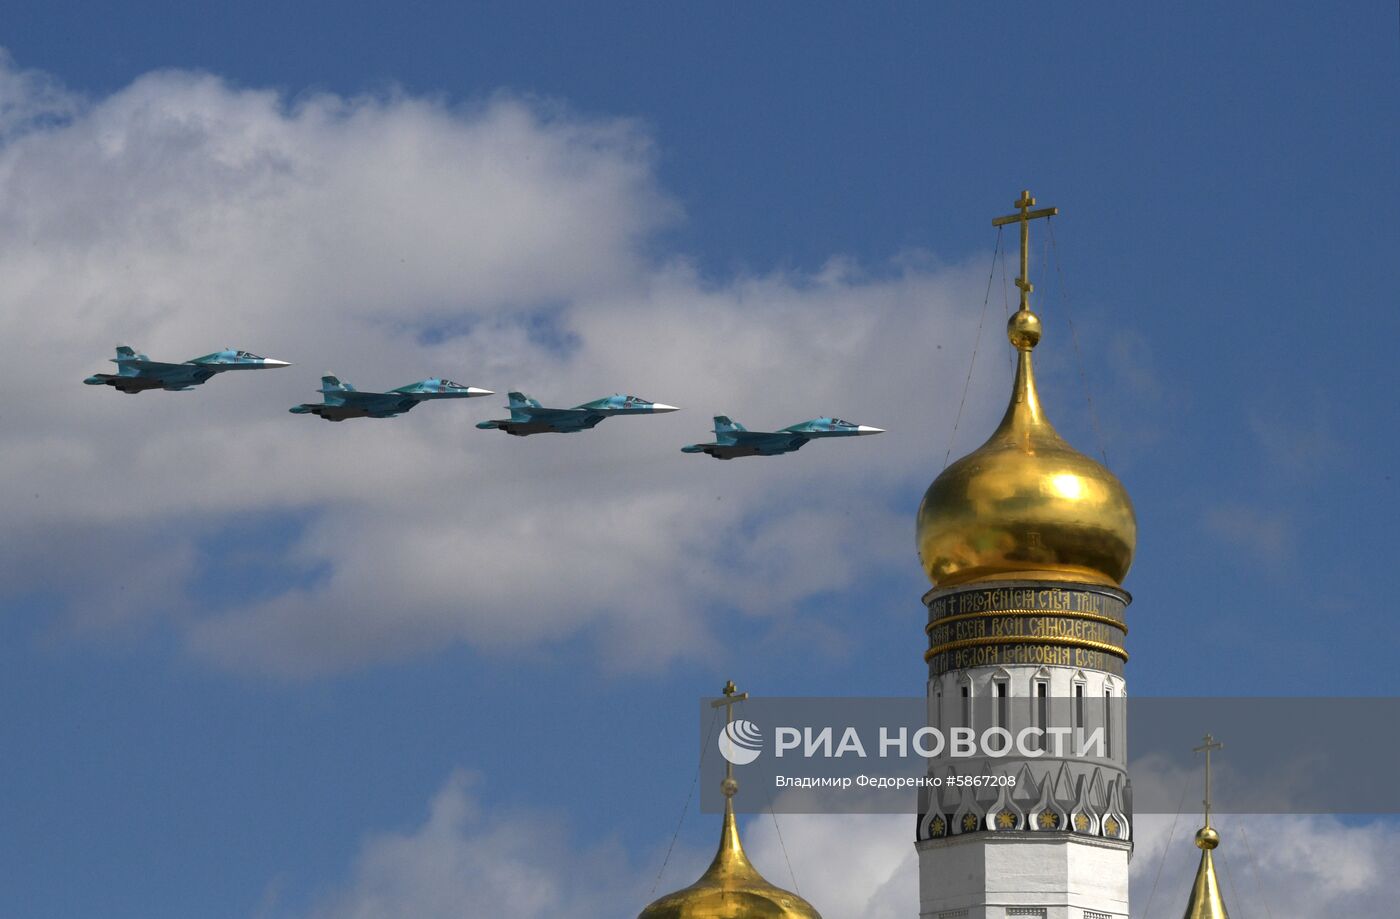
[637,798,822,919]
[917,310,1136,588]
[1183,826,1230,918]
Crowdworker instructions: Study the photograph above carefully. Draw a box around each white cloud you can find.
[0,49,80,140]
[286,770,911,919]
[1248,405,1342,478]
[1130,813,1400,919]
[1203,503,1295,564]
[293,770,654,919]
[0,54,993,676]
[288,770,1400,919]
[743,811,916,919]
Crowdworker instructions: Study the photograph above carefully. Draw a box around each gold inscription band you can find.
[925,608,1128,635]
[925,585,1123,618]
[924,634,1129,663]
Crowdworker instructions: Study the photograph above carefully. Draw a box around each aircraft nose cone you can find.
[650,403,681,412]
[263,359,293,368]
[856,425,885,434]
[466,387,494,396]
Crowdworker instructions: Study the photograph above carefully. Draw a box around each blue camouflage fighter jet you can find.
[83,345,291,393]
[476,392,680,436]
[290,374,493,421]
[682,415,884,459]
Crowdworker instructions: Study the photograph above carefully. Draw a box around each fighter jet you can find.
[475,392,679,436]
[83,345,291,393]
[289,374,493,421]
[681,415,884,459]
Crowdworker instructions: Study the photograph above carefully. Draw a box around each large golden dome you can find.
[916,308,1136,588]
[637,797,822,919]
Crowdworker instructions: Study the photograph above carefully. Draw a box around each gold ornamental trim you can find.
[924,634,1129,663]
[925,608,1128,635]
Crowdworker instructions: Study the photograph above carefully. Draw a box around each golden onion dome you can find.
[637,795,822,919]
[917,308,1136,588]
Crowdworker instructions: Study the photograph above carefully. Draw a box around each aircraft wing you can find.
[513,406,587,421]
[750,433,808,453]
[144,363,219,387]
[321,391,415,414]
[128,359,199,379]
[329,390,397,406]
[720,430,782,445]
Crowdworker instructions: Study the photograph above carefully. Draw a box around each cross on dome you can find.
[991,188,1058,314]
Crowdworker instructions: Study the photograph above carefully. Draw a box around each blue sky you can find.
[1,4,1397,917]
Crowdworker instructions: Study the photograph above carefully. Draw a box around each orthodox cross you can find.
[711,679,750,783]
[1193,733,1224,825]
[991,189,1058,312]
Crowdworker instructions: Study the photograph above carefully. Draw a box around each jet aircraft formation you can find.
[82,345,884,458]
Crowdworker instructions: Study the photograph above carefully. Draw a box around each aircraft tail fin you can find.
[713,415,746,434]
[113,345,146,376]
[320,374,354,395]
[508,391,541,420]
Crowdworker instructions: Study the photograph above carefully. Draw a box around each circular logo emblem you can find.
[717,719,764,765]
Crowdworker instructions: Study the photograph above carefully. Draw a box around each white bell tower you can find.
[912,192,1137,919]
